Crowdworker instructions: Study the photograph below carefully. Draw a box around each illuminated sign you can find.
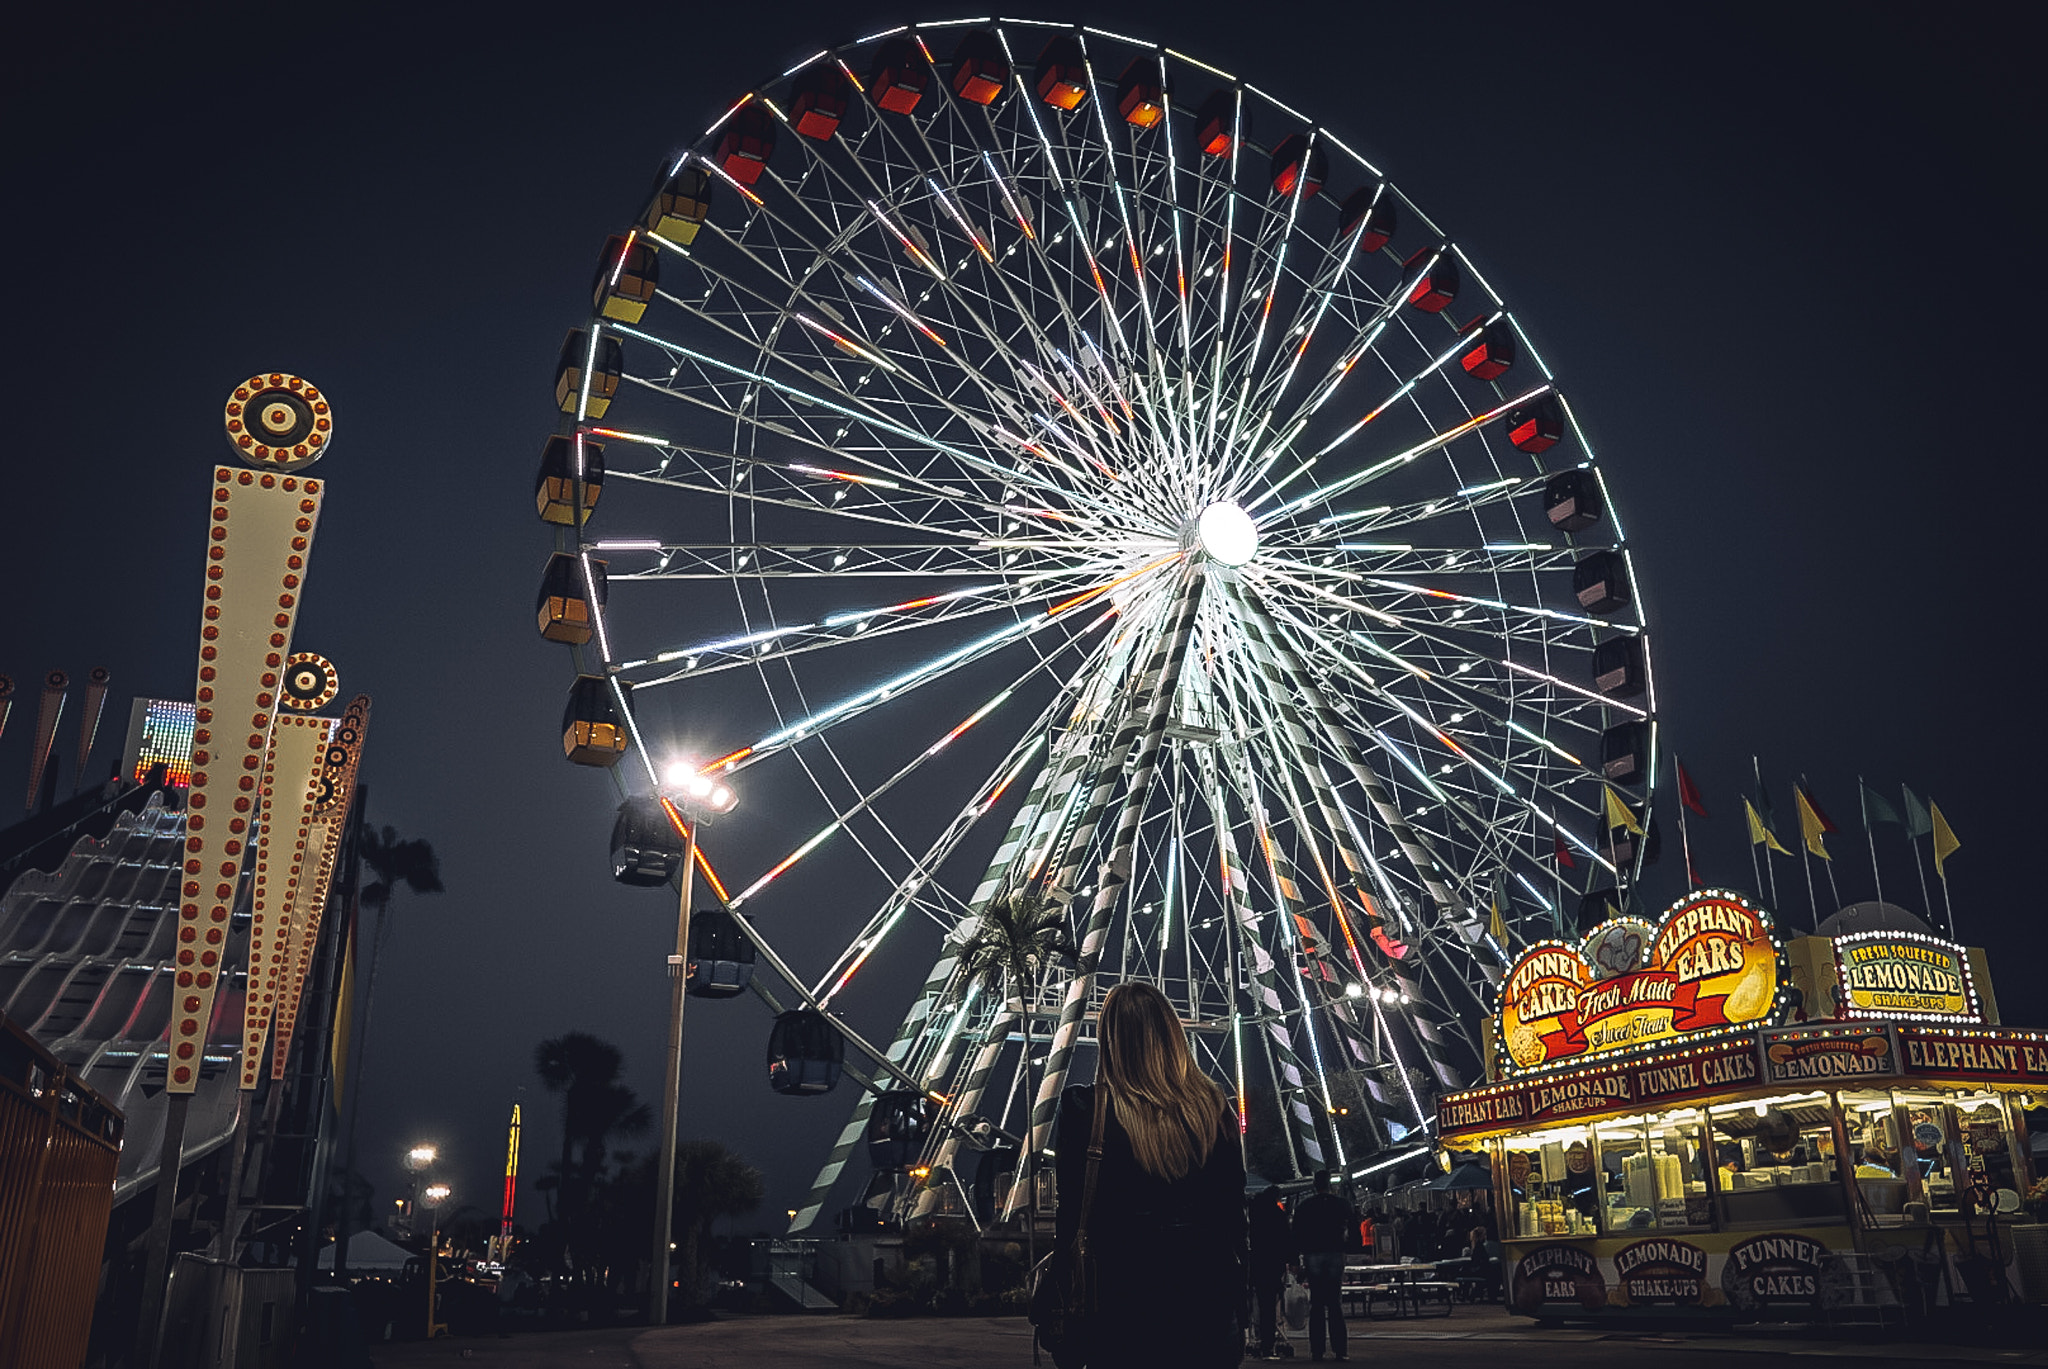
[1898,1027,2048,1086]
[1497,890,1785,1076]
[120,697,196,788]
[1833,931,1978,1021]
[1439,1037,1760,1140]
[1759,1025,1897,1085]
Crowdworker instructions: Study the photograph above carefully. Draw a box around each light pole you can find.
[649,764,736,1327]
[422,1182,451,1340]
[403,1144,437,1239]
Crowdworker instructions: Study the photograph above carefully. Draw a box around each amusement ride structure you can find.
[536,18,1656,1233]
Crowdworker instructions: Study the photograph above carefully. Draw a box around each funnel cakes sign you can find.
[1498,890,1784,1075]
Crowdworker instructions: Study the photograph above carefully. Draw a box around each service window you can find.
[1839,1089,1911,1223]
[1590,1108,1712,1234]
[1501,1124,1600,1237]
[1707,1093,1845,1226]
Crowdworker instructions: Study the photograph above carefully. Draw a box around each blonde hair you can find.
[1097,982,1231,1181]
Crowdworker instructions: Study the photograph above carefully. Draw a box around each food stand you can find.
[1436,889,2043,1322]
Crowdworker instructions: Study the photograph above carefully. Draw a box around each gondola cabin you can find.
[716,104,777,185]
[1337,186,1396,253]
[687,909,757,998]
[1034,36,1088,110]
[1458,318,1516,380]
[1404,248,1458,313]
[1116,59,1165,128]
[950,30,1009,106]
[554,330,623,418]
[610,795,684,886]
[870,38,927,114]
[768,1010,844,1095]
[591,234,658,324]
[562,674,632,768]
[536,553,606,645]
[1508,396,1564,454]
[1591,635,1646,699]
[867,1090,938,1170]
[1192,89,1233,156]
[1542,468,1601,534]
[1598,721,1648,786]
[1571,550,1631,615]
[791,64,851,138]
[534,435,605,526]
[642,164,712,246]
[1270,134,1326,199]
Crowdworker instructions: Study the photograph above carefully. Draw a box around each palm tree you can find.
[534,1032,652,1269]
[334,822,443,1277]
[954,887,1076,1264]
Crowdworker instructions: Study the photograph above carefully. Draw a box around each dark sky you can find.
[4,1,2040,1233]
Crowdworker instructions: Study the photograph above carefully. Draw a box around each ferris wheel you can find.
[536,18,1655,1229]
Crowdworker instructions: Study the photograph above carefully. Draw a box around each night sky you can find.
[4,2,2039,1236]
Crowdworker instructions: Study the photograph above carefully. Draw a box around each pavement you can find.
[368,1303,2048,1369]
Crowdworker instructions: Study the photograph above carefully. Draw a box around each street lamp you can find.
[404,1144,438,1238]
[421,1182,451,1340]
[649,762,737,1327]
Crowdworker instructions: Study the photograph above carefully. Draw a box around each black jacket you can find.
[1291,1191,1357,1258]
[1054,1083,1246,1363]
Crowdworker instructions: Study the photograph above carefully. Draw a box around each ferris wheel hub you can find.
[1195,501,1258,567]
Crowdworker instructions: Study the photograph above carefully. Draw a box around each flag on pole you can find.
[1861,780,1901,828]
[1931,802,1961,877]
[1678,763,1709,818]
[1488,898,1507,946]
[1796,786,1832,860]
[1553,831,1577,870]
[1901,785,1933,838]
[1604,785,1645,835]
[1746,798,1791,855]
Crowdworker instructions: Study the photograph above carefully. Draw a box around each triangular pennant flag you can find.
[1803,785,1840,833]
[1901,785,1933,839]
[1860,779,1901,828]
[1488,898,1507,946]
[1746,798,1791,855]
[1796,786,1831,860]
[1931,802,1961,878]
[1677,762,1709,818]
[1604,785,1645,836]
[1553,830,1577,870]
[1756,780,1777,827]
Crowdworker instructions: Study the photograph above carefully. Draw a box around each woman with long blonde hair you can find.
[1052,981,1245,1366]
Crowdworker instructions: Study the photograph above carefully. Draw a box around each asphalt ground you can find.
[369,1301,2048,1369]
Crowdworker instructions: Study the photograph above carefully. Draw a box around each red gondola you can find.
[1337,187,1395,253]
[1270,134,1326,199]
[716,104,777,185]
[1193,89,1234,156]
[1116,58,1165,128]
[1458,318,1515,381]
[1404,248,1458,313]
[870,37,928,114]
[791,64,851,139]
[950,30,1009,106]
[1035,35,1088,110]
[1508,396,1564,454]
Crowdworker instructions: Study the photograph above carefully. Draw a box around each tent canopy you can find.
[314,1231,414,1271]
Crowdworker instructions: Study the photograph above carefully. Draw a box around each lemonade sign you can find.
[1834,932,1975,1018]
[1498,890,1784,1074]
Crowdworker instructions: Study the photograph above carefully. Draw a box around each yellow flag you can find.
[1604,785,1645,836]
[1795,787,1831,861]
[1745,799,1791,855]
[1488,899,1507,946]
[1931,802,1961,878]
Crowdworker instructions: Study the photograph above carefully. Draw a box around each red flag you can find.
[1678,762,1709,818]
[1553,831,1577,870]
[1799,783,1839,833]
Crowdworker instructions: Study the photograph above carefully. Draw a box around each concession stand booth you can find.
[1436,889,2045,1322]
